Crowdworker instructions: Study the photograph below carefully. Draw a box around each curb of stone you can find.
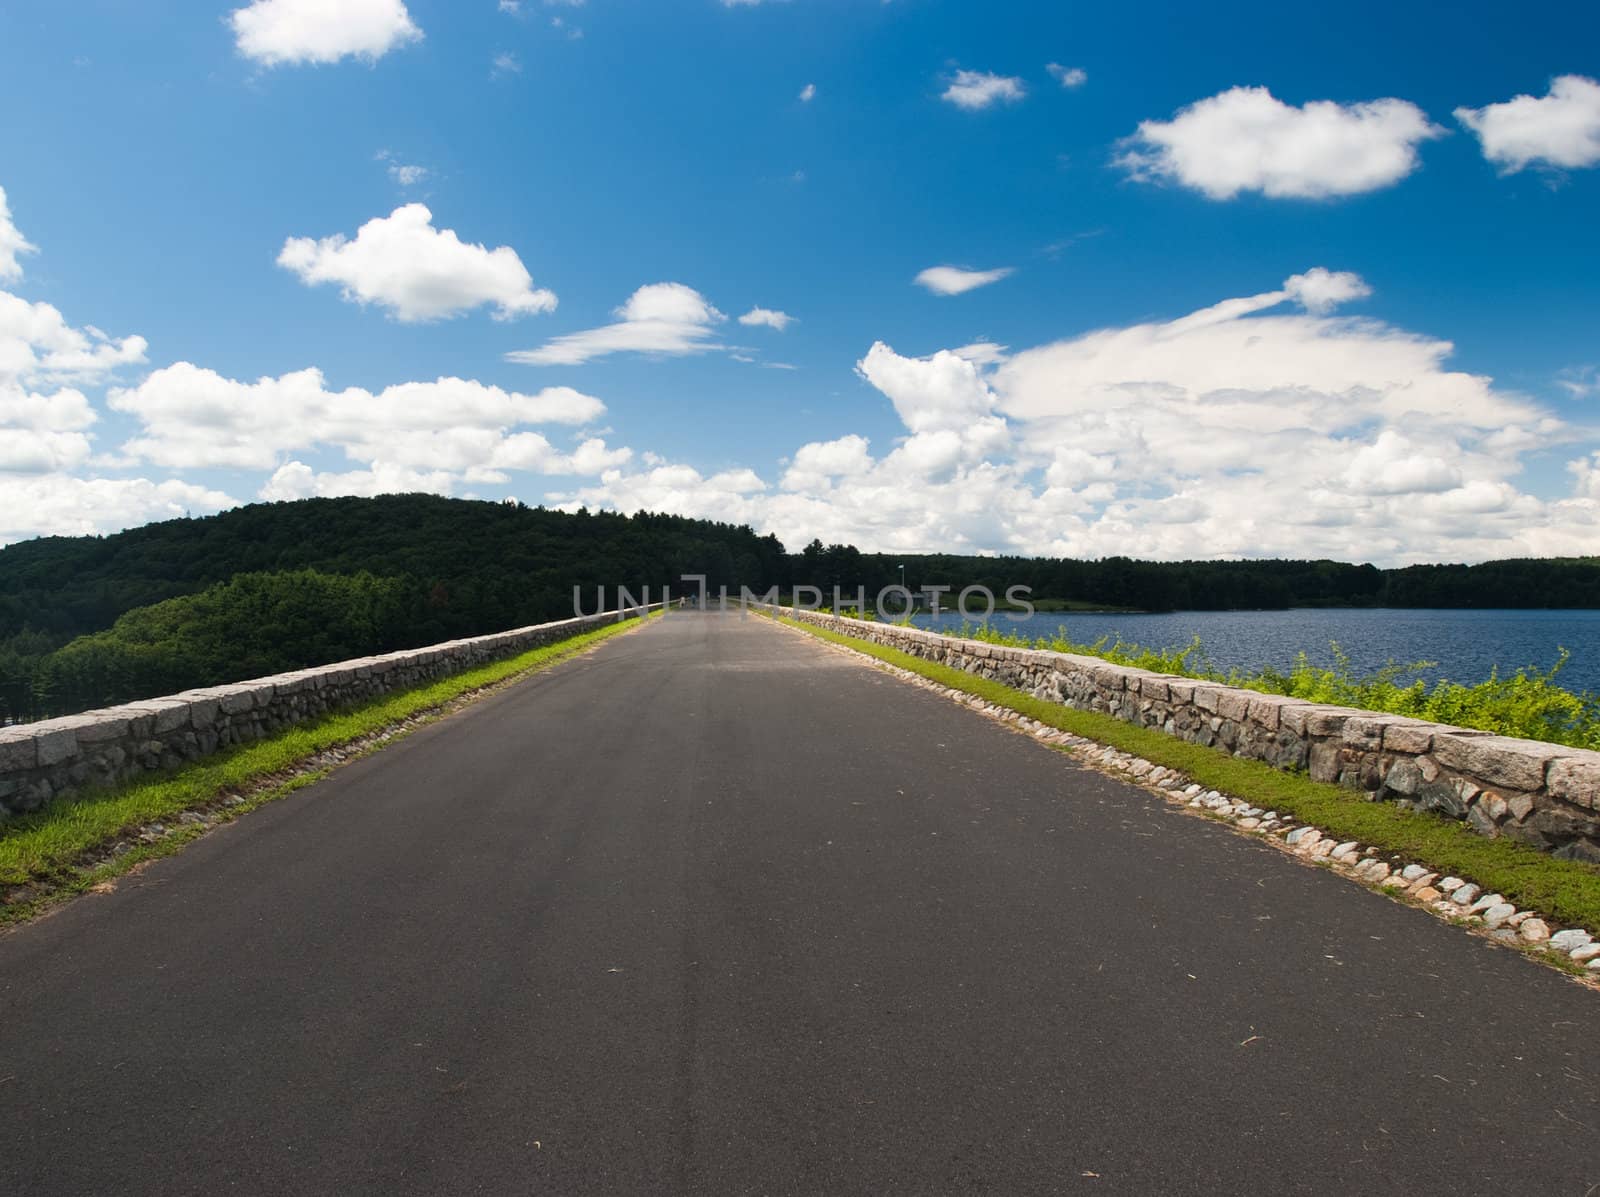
[775,617,1600,988]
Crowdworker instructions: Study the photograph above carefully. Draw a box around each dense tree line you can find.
[1,494,1596,720]
[796,544,1600,614]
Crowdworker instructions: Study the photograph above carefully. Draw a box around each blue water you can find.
[908,608,1600,694]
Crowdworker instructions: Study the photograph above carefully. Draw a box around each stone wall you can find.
[771,607,1600,862]
[0,606,662,820]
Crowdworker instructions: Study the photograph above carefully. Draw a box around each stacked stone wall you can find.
[0,607,661,818]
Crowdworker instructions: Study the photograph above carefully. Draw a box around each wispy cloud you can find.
[508,283,726,365]
[738,306,794,330]
[1046,63,1086,89]
[913,265,1015,296]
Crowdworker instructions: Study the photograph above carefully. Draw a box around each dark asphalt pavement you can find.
[2,612,1598,1195]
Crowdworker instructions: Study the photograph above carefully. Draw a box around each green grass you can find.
[951,621,1600,752]
[776,614,1600,932]
[0,615,650,912]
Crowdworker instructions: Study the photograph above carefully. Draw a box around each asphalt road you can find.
[2,612,1598,1195]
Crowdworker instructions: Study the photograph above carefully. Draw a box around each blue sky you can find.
[0,0,1597,564]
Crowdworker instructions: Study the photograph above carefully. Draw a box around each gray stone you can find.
[1547,756,1600,811]
[1247,695,1295,731]
[1308,742,1341,783]
[35,726,80,767]
[1468,892,1505,914]
[0,728,38,772]
[1569,942,1600,963]
[1341,717,1387,750]
[186,698,221,729]
[1553,840,1600,865]
[1431,732,1568,792]
[1385,760,1423,796]
[1466,803,1501,837]
[69,711,132,744]
[1481,903,1517,929]
[1217,691,1250,722]
[1450,883,1482,906]
[146,699,195,735]
[1381,721,1439,754]
[1418,780,1467,819]
[1548,929,1593,953]
[1530,807,1600,844]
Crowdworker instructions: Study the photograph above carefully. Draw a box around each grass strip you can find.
[777,614,1600,931]
[0,615,650,905]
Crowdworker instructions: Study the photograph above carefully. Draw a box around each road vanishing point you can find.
[2,612,1598,1195]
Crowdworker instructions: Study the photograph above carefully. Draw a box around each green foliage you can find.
[34,570,415,713]
[1250,646,1598,750]
[779,615,1600,933]
[959,621,1600,750]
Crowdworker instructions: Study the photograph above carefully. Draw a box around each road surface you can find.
[2,612,1597,1194]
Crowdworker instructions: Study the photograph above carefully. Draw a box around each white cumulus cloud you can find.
[230,0,421,67]
[552,271,1598,565]
[942,70,1026,111]
[738,306,794,330]
[109,366,612,476]
[277,204,556,323]
[507,282,726,365]
[1283,267,1372,314]
[0,291,148,388]
[1117,86,1445,199]
[799,83,816,103]
[1047,63,1086,89]
[0,475,239,543]
[0,186,37,282]
[1456,75,1600,173]
[913,265,1015,296]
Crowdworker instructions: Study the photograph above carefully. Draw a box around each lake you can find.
[908,607,1600,694]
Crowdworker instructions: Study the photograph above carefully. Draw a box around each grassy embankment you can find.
[775,614,1600,933]
[0,614,650,919]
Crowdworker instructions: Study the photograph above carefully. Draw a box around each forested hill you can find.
[1,494,1597,721]
[0,496,786,718]
[0,496,785,646]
